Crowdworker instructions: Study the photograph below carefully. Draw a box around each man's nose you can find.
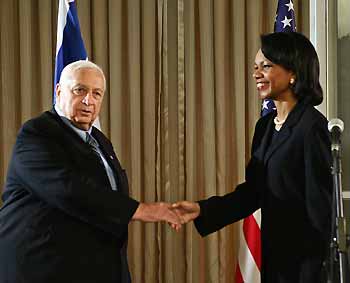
[82,92,94,105]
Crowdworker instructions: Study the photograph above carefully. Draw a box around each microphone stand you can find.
[327,143,349,283]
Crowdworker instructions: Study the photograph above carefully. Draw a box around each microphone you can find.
[328,118,344,151]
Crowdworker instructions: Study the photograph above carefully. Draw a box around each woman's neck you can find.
[274,96,298,121]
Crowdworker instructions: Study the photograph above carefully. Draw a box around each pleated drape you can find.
[0,0,309,282]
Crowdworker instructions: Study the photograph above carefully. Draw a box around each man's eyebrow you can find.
[71,83,86,88]
[72,84,103,90]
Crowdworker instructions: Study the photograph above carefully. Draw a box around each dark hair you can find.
[260,32,323,105]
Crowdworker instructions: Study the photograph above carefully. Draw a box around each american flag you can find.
[235,1,296,282]
[262,0,296,116]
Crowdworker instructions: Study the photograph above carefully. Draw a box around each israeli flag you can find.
[54,0,87,103]
[54,0,100,129]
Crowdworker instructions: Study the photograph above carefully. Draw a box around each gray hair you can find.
[59,60,106,90]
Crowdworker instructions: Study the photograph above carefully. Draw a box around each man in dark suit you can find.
[0,60,181,283]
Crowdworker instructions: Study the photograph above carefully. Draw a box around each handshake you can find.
[132,201,200,231]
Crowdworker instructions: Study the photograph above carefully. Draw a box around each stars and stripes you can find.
[275,0,296,32]
[263,0,296,116]
[261,97,276,117]
[235,211,262,283]
[235,1,296,282]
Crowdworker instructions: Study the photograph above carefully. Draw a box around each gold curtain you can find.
[0,0,309,282]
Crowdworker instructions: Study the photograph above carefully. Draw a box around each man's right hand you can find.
[132,202,183,230]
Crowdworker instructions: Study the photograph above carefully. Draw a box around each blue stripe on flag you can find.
[54,0,87,103]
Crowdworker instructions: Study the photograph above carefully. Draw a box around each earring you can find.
[290,78,295,85]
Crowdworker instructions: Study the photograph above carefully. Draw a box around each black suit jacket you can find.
[0,109,139,283]
[194,98,333,283]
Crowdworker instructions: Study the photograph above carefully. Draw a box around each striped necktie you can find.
[86,132,104,164]
[86,132,118,191]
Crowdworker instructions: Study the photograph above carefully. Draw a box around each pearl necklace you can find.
[273,116,286,131]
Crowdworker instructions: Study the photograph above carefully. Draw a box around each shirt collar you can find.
[54,104,92,142]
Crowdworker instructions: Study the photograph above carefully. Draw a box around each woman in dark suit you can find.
[173,32,333,283]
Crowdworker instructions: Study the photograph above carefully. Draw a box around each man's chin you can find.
[72,119,93,131]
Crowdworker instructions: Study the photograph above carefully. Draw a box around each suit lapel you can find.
[47,109,91,157]
[262,98,311,164]
[263,127,291,164]
[47,109,114,190]
[91,128,129,195]
[254,117,274,162]
[91,128,122,173]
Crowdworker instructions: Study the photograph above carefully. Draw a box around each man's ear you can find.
[55,83,61,97]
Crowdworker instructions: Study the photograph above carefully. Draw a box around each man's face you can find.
[56,68,105,130]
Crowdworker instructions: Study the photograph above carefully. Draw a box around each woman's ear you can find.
[289,73,296,85]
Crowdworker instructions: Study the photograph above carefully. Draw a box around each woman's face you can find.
[253,49,295,101]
